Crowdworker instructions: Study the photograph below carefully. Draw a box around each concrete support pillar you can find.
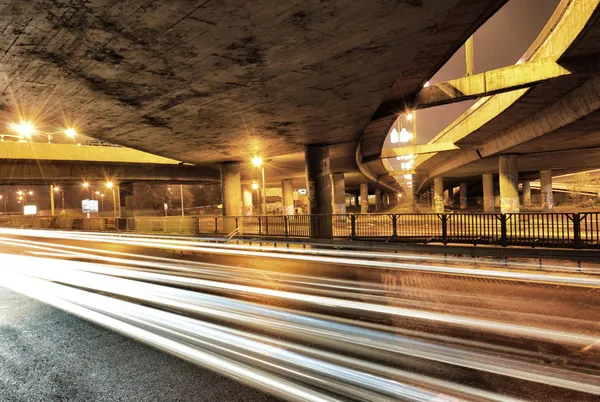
[540,169,553,211]
[433,177,444,213]
[119,183,134,217]
[375,189,382,212]
[242,185,253,216]
[483,173,494,213]
[331,173,346,215]
[220,162,242,234]
[50,185,55,216]
[281,179,295,215]
[499,155,519,213]
[360,184,369,214]
[522,180,532,208]
[459,183,467,210]
[305,145,332,238]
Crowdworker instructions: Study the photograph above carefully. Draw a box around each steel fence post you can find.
[391,214,398,240]
[440,214,448,245]
[573,213,582,249]
[350,215,357,239]
[500,214,508,247]
[284,215,289,237]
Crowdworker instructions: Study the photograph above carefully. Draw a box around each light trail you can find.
[1,253,600,395]
[0,229,598,287]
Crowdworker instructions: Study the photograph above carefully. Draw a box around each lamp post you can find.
[252,182,260,214]
[106,181,117,218]
[180,184,185,217]
[100,193,104,212]
[0,195,5,213]
[252,157,267,215]
[54,186,65,212]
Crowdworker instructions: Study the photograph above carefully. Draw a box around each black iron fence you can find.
[198,213,600,249]
[1,213,600,250]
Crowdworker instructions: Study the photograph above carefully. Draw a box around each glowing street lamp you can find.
[9,121,36,139]
[82,182,89,188]
[65,128,77,138]
[251,182,259,190]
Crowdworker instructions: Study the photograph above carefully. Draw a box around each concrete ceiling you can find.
[0,0,507,187]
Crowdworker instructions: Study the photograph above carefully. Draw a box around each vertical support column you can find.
[360,184,369,214]
[375,189,382,212]
[483,173,494,213]
[540,169,553,211]
[522,180,532,208]
[50,185,55,216]
[353,193,359,208]
[433,177,444,213]
[331,173,346,215]
[281,179,295,215]
[242,185,253,216]
[459,183,467,210]
[220,162,242,234]
[119,183,134,217]
[499,155,519,213]
[305,145,332,238]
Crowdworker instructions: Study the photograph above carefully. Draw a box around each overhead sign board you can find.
[82,199,99,213]
[23,205,37,215]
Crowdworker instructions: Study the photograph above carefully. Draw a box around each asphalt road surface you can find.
[1,229,599,401]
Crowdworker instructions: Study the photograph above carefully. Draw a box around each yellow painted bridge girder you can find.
[0,142,181,164]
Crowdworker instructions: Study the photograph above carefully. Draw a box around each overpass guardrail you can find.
[1,213,600,250]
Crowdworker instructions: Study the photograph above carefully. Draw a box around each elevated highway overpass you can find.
[0,0,510,222]
[383,0,600,213]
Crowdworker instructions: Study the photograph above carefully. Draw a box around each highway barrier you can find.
[1,213,600,249]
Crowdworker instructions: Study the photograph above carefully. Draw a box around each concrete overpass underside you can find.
[0,0,508,192]
[0,160,220,185]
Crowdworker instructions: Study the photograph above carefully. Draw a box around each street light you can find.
[106,181,117,218]
[9,121,36,139]
[252,157,267,215]
[54,185,65,212]
[65,128,77,138]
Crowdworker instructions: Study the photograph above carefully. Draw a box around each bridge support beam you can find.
[433,177,444,213]
[540,169,553,211]
[242,185,253,216]
[332,173,346,215]
[282,179,295,215]
[360,184,369,214]
[522,180,532,208]
[499,155,519,213]
[305,145,332,238]
[483,173,494,213]
[220,162,242,234]
[375,189,382,212]
[459,183,467,210]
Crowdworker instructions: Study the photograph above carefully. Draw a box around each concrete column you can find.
[483,173,494,212]
[459,183,467,210]
[242,185,253,216]
[522,180,531,208]
[331,173,346,214]
[305,145,332,238]
[540,169,553,211]
[375,189,382,212]
[220,162,242,234]
[360,184,369,213]
[433,177,444,213]
[281,179,295,215]
[354,193,359,208]
[50,185,55,216]
[499,155,519,213]
[119,183,134,217]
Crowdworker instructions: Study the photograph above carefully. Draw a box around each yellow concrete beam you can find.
[0,142,181,164]
[381,142,459,159]
[414,58,571,109]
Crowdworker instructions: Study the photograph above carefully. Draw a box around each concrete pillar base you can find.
[282,179,295,215]
[305,145,332,238]
[332,173,346,215]
[360,184,369,214]
[220,162,242,234]
[499,155,519,214]
[540,169,553,211]
[433,177,444,213]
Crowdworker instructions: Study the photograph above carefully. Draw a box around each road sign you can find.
[23,205,37,215]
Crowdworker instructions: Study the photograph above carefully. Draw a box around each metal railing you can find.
[2,213,600,250]
[198,213,600,249]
